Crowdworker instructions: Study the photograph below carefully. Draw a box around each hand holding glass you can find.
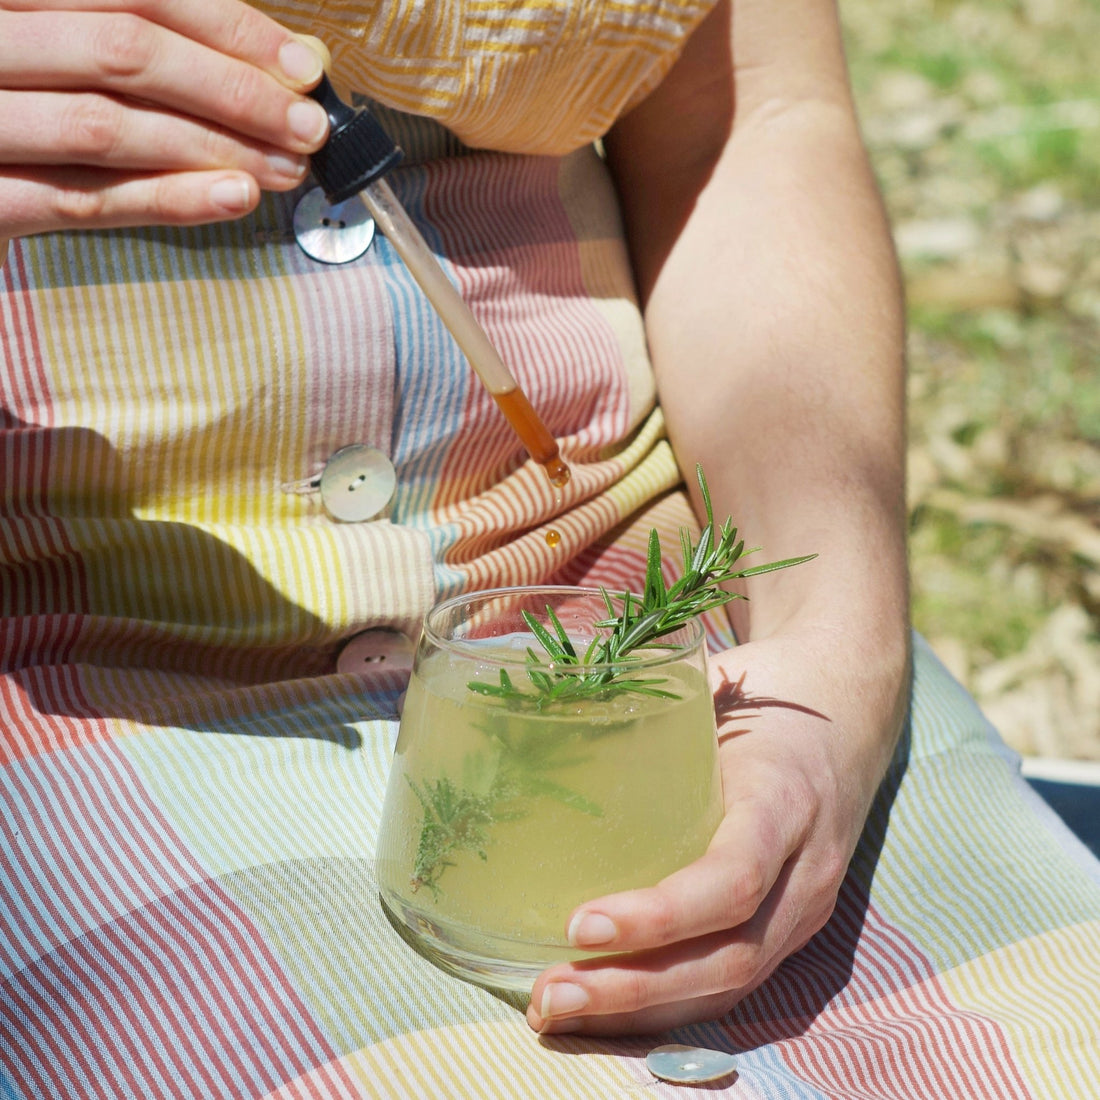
[375,585,724,992]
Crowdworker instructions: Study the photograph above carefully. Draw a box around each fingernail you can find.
[264,151,308,181]
[208,178,252,213]
[540,982,589,1019]
[279,39,323,84]
[287,100,329,145]
[567,911,617,948]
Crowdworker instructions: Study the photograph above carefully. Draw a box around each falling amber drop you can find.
[545,529,562,549]
[543,455,571,488]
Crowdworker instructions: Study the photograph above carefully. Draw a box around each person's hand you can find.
[0,0,331,241]
[526,626,908,1036]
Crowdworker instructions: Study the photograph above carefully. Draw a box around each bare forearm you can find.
[606,2,908,658]
[653,115,907,643]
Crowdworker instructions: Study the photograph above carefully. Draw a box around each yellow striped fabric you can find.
[261,0,715,153]
[940,921,1100,1098]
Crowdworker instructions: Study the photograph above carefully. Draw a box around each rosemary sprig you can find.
[408,466,815,897]
[469,465,815,707]
[407,714,601,896]
[407,775,497,898]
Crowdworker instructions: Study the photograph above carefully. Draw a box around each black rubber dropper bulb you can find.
[307,73,404,203]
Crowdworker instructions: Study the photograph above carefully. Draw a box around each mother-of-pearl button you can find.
[645,1045,738,1085]
[336,629,415,678]
[318,445,396,522]
[293,185,375,264]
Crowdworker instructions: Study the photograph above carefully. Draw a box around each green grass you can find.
[842,0,1100,710]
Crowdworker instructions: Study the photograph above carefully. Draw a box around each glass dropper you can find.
[308,74,570,489]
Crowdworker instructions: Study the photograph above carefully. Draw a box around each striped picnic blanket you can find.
[4,1,1100,1095]
[4,629,1100,1098]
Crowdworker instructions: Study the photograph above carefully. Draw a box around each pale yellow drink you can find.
[375,592,723,991]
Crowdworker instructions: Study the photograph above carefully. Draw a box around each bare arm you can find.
[607,0,908,657]
[528,0,911,1036]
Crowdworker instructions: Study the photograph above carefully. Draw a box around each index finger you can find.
[4,0,323,89]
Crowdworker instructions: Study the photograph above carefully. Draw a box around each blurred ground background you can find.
[840,0,1100,760]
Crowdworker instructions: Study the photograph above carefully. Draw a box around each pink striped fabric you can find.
[730,891,1032,1098]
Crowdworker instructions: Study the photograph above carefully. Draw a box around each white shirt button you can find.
[319,444,396,523]
[293,185,375,264]
[336,629,415,679]
[646,1046,738,1085]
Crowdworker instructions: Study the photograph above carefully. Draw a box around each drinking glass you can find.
[375,585,723,992]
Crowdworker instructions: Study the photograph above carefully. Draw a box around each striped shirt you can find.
[267,0,715,154]
[1,0,725,680]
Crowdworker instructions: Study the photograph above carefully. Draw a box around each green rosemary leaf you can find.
[466,681,514,698]
[583,635,604,664]
[526,666,556,694]
[644,528,666,608]
[522,609,567,660]
[600,587,617,619]
[688,522,714,577]
[518,776,603,817]
[610,589,634,645]
[614,606,671,653]
[665,569,697,602]
[615,683,683,700]
[679,527,693,572]
[736,554,817,577]
[698,461,716,519]
[545,605,578,658]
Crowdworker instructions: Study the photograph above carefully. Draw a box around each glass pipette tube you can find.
[359,178,571,489]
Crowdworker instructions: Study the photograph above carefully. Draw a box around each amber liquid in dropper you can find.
[492,388,571,488]
[358,179,571,490]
